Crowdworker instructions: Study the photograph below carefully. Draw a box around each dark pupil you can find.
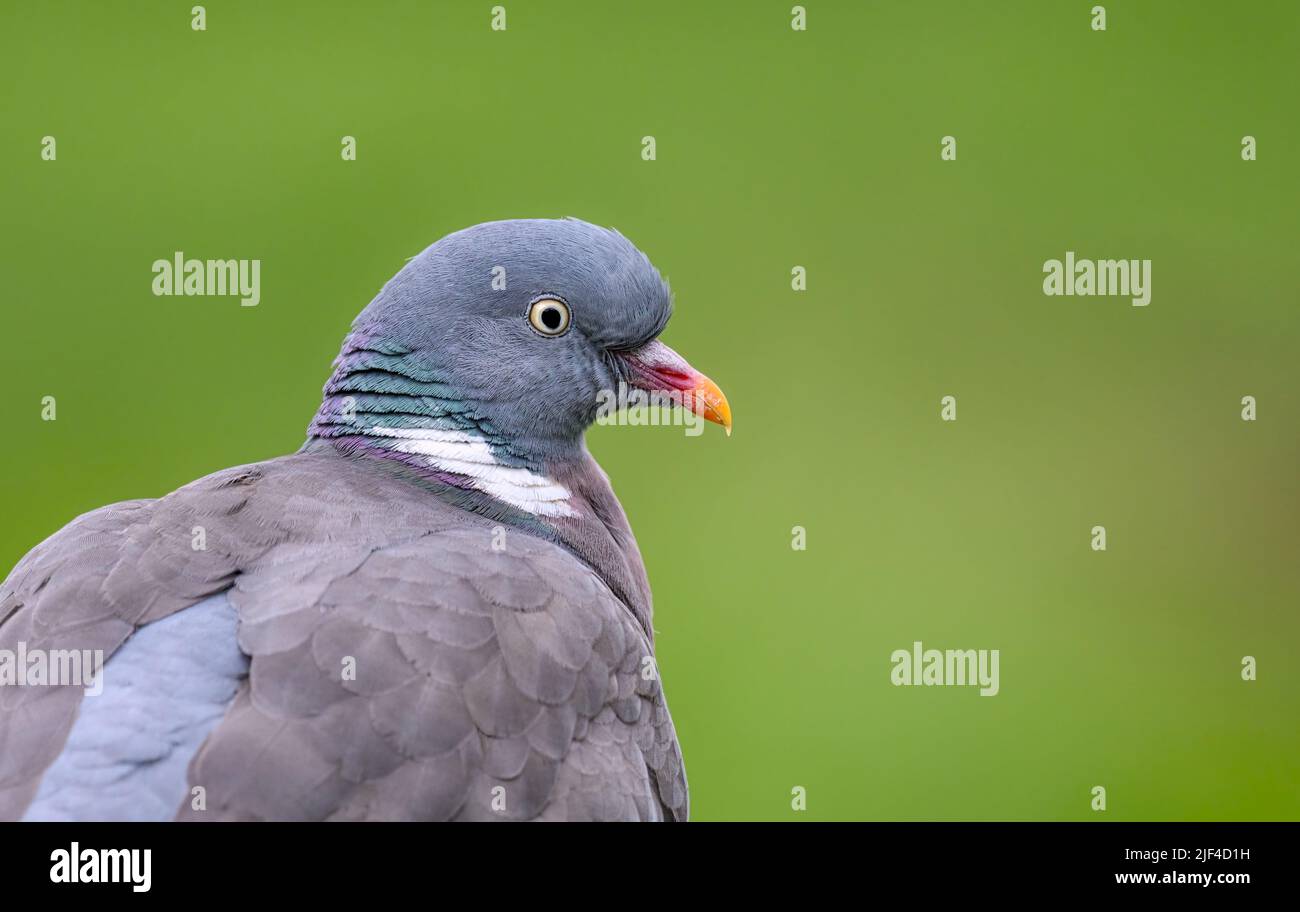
[540,307,562,330]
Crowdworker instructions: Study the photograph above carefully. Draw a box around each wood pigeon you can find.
[0,218,731,821]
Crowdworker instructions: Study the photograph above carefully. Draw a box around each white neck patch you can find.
[367,426,577,518]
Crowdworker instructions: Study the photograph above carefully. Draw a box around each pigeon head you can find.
[308,218,731,518]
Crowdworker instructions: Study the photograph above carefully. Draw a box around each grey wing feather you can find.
[183,526,687,821]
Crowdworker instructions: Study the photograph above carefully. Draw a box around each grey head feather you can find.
[346,218,672,458]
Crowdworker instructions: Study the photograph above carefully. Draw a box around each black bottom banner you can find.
[1,821,1286,897]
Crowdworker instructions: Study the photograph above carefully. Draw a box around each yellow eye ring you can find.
[527,296,571,337]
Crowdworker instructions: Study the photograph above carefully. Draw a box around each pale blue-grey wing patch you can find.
[0,501,162,818]
[0,458,335,819]
[22,593,246,821]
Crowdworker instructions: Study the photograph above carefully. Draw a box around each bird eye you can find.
[527,296,571,336]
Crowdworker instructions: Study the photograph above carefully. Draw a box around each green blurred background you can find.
[2,1,1296,820]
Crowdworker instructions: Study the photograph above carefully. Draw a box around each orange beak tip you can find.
[695,376,732,437]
